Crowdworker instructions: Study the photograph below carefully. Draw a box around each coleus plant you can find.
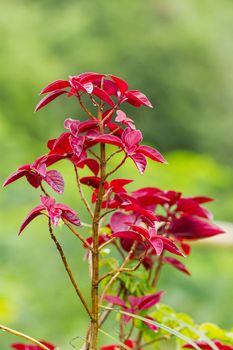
[2,72,231,350]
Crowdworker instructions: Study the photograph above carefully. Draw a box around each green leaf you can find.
[100,305,202,350]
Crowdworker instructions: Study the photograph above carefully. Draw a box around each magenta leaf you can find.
[115,110,135,129]
[45,170,64,194]
[125,90,153,108]
[149,237,164,255]
[175,198,212,220]
[112,230,144,242]
[110,212,136,232]
[19,205,45,235]
[89,134,122,147]
[2,168,29,187]
[130,153,147,174]
[163,256,191,276]
[110,75,129,93]
[137,145,167,164]
[35,90,67,112]
[40,79,70,94]
[11,341,56,350]
[80,176,101,188]
[121,128,143,154]
[92,86,115,106]
[104,295,126,308]
[78,158,99,176]
[169,215,224,240]
[129,291,163,310]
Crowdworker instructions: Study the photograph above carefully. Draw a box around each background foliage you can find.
[0,0,232,348]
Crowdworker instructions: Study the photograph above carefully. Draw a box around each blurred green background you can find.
[0,0,233,348]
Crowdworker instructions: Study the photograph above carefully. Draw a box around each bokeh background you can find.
[0,0,233,348]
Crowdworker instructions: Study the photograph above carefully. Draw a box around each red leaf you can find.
[161,236,184,256]
[149,237,164,255]
[35,90,67,111]
[104,295,126,308]
[110,212,136,232]
[48,132,72,155]
[78,72,106,83]
[176,198,212,219]
[78,158,99,176]
[130,153,147,174]
[137,145,167,164]
[122,128,143,154]
[11,341,56,350]
[180,242,191,255]
[2,167,29,187]
[40,79,70,94]
[169,216,224,240]
[19,205,45,235]
[80,176,101,188]
[45,170,64,194]
[26,173,42,188]
[90,134,122,147]
[61,208,81,226]
[92,86,115,106]
[125,90,153,108]
[190,196,214,204]
[129,224,150,239]
[110,75,129,92]
[112,230,144,242]
[115,110,135,129]
[129,291,163,310]
[163,256,191,275]
[110,178,133,189]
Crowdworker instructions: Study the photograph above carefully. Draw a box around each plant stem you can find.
[106,149,122,162]
[73,164,94,218]
[99,242,138,306]
[152,251,164,288]
[105,154,127,179]
[39,183,49,197]
[98,237,116,251]
[48,221,92,319]
[98,251,147,284]
[89,105,106,349]
[98,284,123,328]
[0,324,50,350]
[62,218,94,253]
[135,251,165,349]
[77,94,96,120]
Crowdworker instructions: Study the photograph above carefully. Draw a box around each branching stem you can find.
[63,218,94,253]
[0,324,50,350]
[73,164,94,218]
[48,221,92,319]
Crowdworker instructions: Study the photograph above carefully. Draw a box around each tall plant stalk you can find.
[2,71,225,350]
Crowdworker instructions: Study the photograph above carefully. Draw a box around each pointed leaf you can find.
[19,205,45,235]
[137,145,167,163]
[92,86,115,106]
[164,256,191,275]
[110,75,129,92]
[130,153,147,174]
[40,79,70,94]
[2,168,29,187]
[169,216,224,240]
[35,90,67,112]
[104,295,126,308]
